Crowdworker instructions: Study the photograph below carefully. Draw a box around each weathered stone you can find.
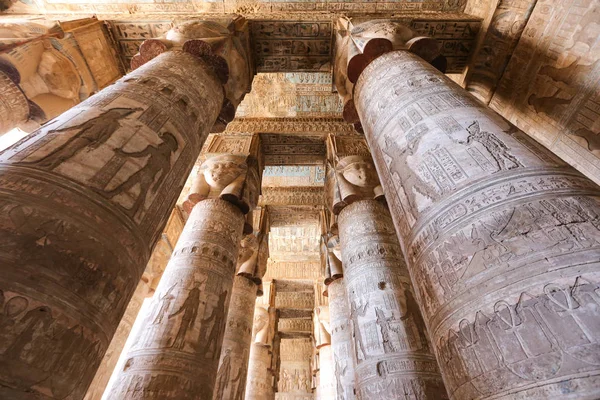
[354,49,600,399]
[0,50,222,400]
[108,199,245,399]
[327,279,356,400]
[338,200,447,399]
[213,275,257,400]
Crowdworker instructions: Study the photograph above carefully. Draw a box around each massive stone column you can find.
[326,135,447,399]
[109,133,261,399]
[336,20,600,399]
[314,298,336,400]
[245,282,276,400]
[0,17,252,400]
[213,275,257,400]
[213,208,269,400]
[84,209,184,400]
[323,230,356,400]
[327,278,356,400]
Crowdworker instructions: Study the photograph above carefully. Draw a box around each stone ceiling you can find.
[6,0,467,15]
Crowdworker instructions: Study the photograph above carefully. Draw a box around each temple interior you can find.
[0,0,599,399]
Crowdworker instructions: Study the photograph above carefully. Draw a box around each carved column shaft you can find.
[245,304,274,400]
[338,200,446,399]
[213,275,257,400]
[354,50,600,399]
[0,50,223,400]
[83,278,151,400]
[327,279,356,400]
[109,199,244,399]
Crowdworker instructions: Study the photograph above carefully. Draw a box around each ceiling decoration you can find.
[263,166,325,186]
[236,72,342,118]
[251,20,332,72]
[5,0,467,16]
[261,134,327,165]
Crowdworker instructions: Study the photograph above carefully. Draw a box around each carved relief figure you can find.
[151,283,176,325]
[375,307,397,354]
[333,355,347,400]
[106,132,179,218]
[231,350,248,400]
[168,279,204,349]
[200,290,228,359]
[350,299,369,362]
[464,121,522,171]
[214,349,232,398]
[22,108,141,170]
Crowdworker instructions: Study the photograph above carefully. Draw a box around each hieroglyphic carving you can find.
[224,117,355,135]
[260,186,324,206]
[463,0,536,103]
[0,71,29,134]
[109,20,174,67]
[328,279,356,400]
[235,72,343,118]
[275,292,314,309]
[64,19,123,89]
[354,49,600,398]
[338,200,447,399]
[278,338,313,396]
[409,18,481,74]
[251,21,332,72]
[263,260,321,280]
[109,199,245,399]
[263,166,326,187]
[334,18,447,126]
[278,318,312,333]
[213,275,257,400]
[84,208,184,400]
[261,134,326,165]
[0,51,222,400]
[4,0,467,16]
[490,0,600,184]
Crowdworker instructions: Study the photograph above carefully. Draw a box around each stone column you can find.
[245,301,275,400]
[338,22,600,398]
[109,133,261,399]
[213,275,257,400]
[108,199,245,399]
[0,17,252,400]
[83,279,150,400]
[213,210,269,400]
[327,276,356,400]
[84,209,184,400]
[315,300,336,400]
[0,70,30,135]
[326,135,447,399]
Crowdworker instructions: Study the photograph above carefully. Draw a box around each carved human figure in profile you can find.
[185,154,258,214]
[333,155,383,213]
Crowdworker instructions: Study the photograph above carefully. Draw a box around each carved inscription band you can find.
[355,50,600,399]
[0,51,223,400]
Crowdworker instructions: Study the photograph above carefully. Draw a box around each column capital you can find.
[184,133,262,215]
[334,18,445,126]
[132,17,254,132]
[325,135,384,214]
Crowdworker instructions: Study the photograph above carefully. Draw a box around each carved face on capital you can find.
[202,155,245,189]
[340,156,378,188]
